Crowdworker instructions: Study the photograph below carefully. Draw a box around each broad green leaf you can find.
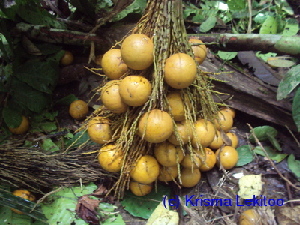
[199,16,217,32]
[267,57,295,68]
[259,16,277,34]
[42,139,60,151]
[287,154,300,181]
[253,146,287,163]
[227,0,246,10]
[183,3,199,19]
[217,51,238,61]
[99,203,125,225]
[55,94,78,105]
[256,51,277,62]
[17,4,66,29]
[282,18,299,36]
[42,183,97,225]
[2,106,22,128]
[14,58,59,94]
[43,111,58,121]
[121,184,171,219]
[249,126,281,151]
[11,79,50,113]
[292,87,300,131]
[65,130,94,148]
[40,122,57,132]
[0,205,33,225]
[277,65,300,100]
[0,189,47,223]
[112,0,147,22]
[236,145,254,166]
[254,13,269,24]
[34,43,62,55]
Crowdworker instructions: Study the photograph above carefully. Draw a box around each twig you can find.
[247,0,252,34]
[285,125,300,148]
[248,124,300,191]
[32,187,63,211]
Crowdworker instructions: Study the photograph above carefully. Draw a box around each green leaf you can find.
[65,130,93,148]
[17,4,66,29]
[249,126,281,151]
[253,146,287,163]
[256,51,277,62]
[217,51,238,61]
[282,18,299,36]
[121,184,171,219]
[40,122,57,132]
[0,189,47,223]
[259,16,277,34]
[34,43,62,55]
[11,79,50,113]
[199,16,217,32]
[292,87,300,131]
[277,65,300,100]
[14,58,59,94]
[55,94,78,105]
[288,154,300,181]
[227,0,246,10]
[42,183,97,225]
[267,58,295,68]
[42,139,60,152]
[249,126,277,141]
[112,0,147,22]
[236,145,254,166]
[2,106,22,128]
[99,203,125,225]
[0,205,33,225]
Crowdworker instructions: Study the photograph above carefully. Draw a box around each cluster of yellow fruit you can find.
[87,33,238,196]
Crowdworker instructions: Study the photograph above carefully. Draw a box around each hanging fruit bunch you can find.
[83,0,238,198]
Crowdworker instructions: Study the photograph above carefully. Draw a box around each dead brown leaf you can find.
[76,195,101,225]
[275,205,300,225]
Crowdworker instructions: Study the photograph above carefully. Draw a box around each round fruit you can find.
[164,53,197,89]
[215,111,233,132]
[192,119,215,148]
[199,148,217,172]
[60,50,74,65]
[158,166,178,182]
[181,152,202,168]
[11,190,35,214]
[226,132,239,148]
[98,145,124,172]
[216,146,238,170]
[220,107,236,118]
[118,75,151,106]
[154,142,184,167]
[101,49,127,79]
[209,130,224,149]
[130,155,160,184]
[180,168,201,188]
[239,209,261,225]
[167,92,185,121]
[129,181,152,196]
[168,121,193,145]
[121,34,154,70]
[9,116,29,134]
[69,100,88,120]
[88,117,112,144]
[138,109,173,143]
[100,81,128,113]
[189,38,207,64]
